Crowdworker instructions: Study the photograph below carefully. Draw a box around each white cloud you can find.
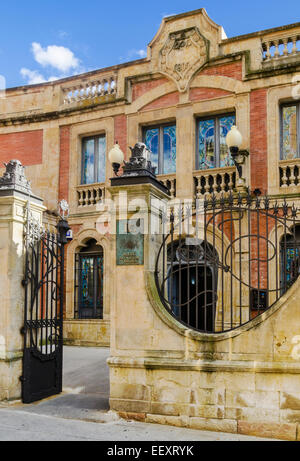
[31,42,80,72]
[58,30,69,39]
[20,68,46,85]
[20,68,61,85]
[119,49,147,63]
[136,49,147,58]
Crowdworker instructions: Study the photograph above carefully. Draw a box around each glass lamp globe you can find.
[108,142,124,175]
[108,142,124,165]
[226,126,243,149]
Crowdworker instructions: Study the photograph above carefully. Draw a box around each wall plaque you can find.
[116,220,144,266]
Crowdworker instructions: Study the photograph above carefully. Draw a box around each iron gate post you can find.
[57,218,70,393]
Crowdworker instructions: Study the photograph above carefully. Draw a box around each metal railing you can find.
[154,192,300,334]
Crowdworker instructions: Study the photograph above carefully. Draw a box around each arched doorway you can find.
[75,239,104,319]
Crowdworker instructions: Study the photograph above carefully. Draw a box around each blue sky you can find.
[1,0,299,88]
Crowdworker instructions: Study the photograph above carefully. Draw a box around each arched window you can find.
[74,239,104,319]
[280,225,300,293]
[167,240,218,332]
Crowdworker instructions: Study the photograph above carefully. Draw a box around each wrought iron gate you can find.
[155,192,300,334]
[21,204,69,404]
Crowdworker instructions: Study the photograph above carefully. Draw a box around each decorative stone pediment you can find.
[159,27,209,92]
[148,8,226,93]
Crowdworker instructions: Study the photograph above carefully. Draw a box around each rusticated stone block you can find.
[255,391,280,410]
[236,407,280,423]
[150,402,185,416]
[238,421,297,441]
[280,392,300,411]
[109,398,150,414]
[189,405,225,419]
[146,414,188,428]
[110,383,150,401]
[189,417,237,433]
[226,390,255,408]
[195,388,225,406]
[118,412,146,422]
[280,409,300,424]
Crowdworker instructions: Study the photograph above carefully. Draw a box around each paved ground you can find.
[0,347,277,441]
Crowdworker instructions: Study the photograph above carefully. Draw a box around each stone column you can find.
[0,160,45,401]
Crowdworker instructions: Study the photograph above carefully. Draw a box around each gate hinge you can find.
[19,376,25,383]
[21,279,28,287]
[20,327,25,335]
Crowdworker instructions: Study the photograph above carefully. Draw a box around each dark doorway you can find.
[280,225,300,294]
[171,264,214,332]
[167,241,217,333]
[75,240,104,319]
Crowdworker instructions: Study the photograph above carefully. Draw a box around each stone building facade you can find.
[0,7,300,415]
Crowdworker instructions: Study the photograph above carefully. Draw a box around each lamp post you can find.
[108,142,125,176]
[226,126,249,191]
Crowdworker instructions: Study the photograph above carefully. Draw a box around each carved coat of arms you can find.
[159,27,209,92]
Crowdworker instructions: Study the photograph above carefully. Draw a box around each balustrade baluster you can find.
[265,41,271,60]
[289,166,296,187]
[170,179,175,199]
[292,37,298,54]
[273,40,280,58]
[283,39,289,56]
[281,166,288,187]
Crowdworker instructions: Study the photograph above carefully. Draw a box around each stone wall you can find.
[108,183,300,441]
[64,320,110,347]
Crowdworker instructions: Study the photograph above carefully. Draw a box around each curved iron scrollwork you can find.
[22,201,69,403]
[155,192,300,334]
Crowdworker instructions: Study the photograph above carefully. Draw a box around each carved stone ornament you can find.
[159,27,209,92]
[24,201,45,247]
[0,159,32,193]
[122,142,157,177]
[58,199,70,220]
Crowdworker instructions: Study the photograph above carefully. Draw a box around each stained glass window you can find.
[163,126,177,174]
[197,114,235,170]
[281,105,299,160]
[219,116,236,168]
[198,119,215,169]
[144,124,176,174]
[82,135,106,184]
[144,128,159,172]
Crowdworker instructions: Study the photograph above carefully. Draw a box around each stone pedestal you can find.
[0,161,45,401]
[107,155,300,441]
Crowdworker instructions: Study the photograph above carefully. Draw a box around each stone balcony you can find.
[194,167,236,199]
[261,32,300,66]
[279,159,300,191]
[76,183,106,209]
[158,174,176,199]
[61,72,118,106]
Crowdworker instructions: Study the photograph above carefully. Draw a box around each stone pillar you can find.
[108,143,170,358]
[0,160,45,401]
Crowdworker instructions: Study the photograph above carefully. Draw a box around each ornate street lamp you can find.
[108,142,125,176]
[226,126,249,190]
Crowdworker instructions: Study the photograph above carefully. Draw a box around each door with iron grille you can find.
[21,209,69,404]
[74,240,104,319]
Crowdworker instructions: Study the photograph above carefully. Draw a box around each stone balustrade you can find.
[62,74,117,105]
[77,183,106,207]
[262,34,300,61]
[159,174,176,198]
[279,159,300,188]
[194,167,236,198]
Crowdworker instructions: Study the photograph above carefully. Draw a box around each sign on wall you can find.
[116,219,144,266]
